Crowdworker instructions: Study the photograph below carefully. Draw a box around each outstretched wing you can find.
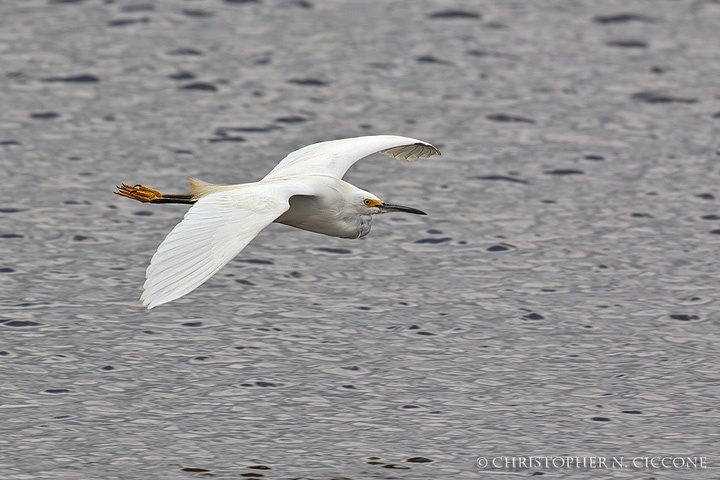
[262,135,440,181]
[141,181,312,309]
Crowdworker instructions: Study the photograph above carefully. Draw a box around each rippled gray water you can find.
[2,1,719,479]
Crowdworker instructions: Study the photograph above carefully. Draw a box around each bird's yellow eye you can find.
[364,198,382,208]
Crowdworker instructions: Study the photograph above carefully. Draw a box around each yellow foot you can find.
[115,184,165,203]
[114,184,195,204]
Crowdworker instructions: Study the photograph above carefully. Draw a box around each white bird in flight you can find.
[115,135,440,309]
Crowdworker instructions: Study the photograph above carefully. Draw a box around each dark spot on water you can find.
[544,168,584,176]
[2,320,42,327]
[522,312,544,321]
[169,71,196,81]
[406,457,433,463]
[274,115,308,123]
[49,0,84,4]
[101,365,114,371]
[0,208,24,213]
[215,126,281,134]
[622,410,642,414]
[107,18,150,27]
[0,267,15,273]
[239,473,263,477]
[531,472,545,476]
[382,464,410,470]
[486,243,515,252]
[486,113,535,123]
[288,78,329,87]
[593,13,656,24]
[315,247,352,254]
[466,49,506,58]
[415,55,453,65]
[73,235,94,242]
[342,365,359,371]
[651,65,668,74]
[248,465,271,470]
[584,154,604,161]
[132,210,153,216]
[408,325,421,330]
[669,314,698,321]
[239,258,274,265]
[224,0,261,3]
[120,4,155,12]
[416,331,435,336]
[474,174,529,184]
[631,212,653,218]
[356,306,371,311]
[710,229,720,235]
[182,9,214,17]
[428,9,481,19]
[591,417,611,422]
[208,135,244,142]
[701,214,720,221]
[30,112,60,120]
[193,356,209,361]
[235,279,255,285]
[414,237,451,244]
[167,48,203,56]
[606,39,648,48]
[42,74,99,83]
[696,193,715,200]
[181,321,203,327]
[341,384,355,389]
[0,351,9,356]
[631,91,698,104]
[426,229,443,234]
[180,82,217,92]
[255,381,277,387]
[0,140,21,146]
[44,389,70,394]
[181,467,211,473]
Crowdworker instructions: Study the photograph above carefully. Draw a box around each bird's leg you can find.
[114,184,197,204]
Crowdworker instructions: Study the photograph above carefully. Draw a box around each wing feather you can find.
[263,135,440,181]
[141,181,312,309]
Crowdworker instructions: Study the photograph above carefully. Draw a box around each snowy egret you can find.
[115,135,440,308]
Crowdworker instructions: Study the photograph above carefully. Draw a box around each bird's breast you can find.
[276,195,370,239]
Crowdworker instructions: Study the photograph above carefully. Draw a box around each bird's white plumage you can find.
[141,181,314,308]
[263,135,439,181]
[139,135,440,308]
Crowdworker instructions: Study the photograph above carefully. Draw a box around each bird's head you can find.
[362,196,426,216]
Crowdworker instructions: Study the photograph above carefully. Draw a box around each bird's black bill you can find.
[380,202,427,215]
